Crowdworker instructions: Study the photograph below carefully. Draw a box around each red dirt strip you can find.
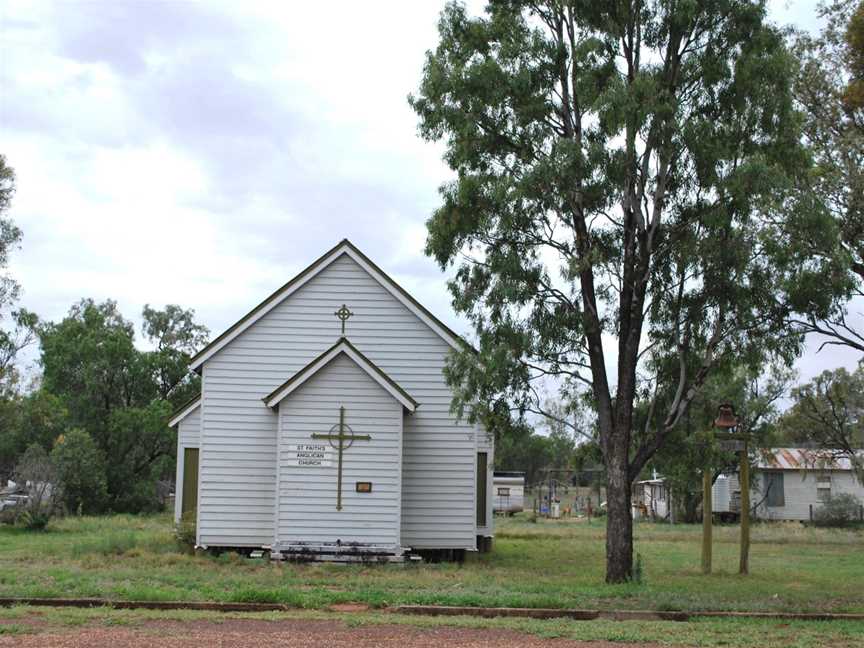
[0,617,667,648]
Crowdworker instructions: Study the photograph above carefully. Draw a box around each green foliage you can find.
[51,428,107,515]
[776,364,864,481]
[105,400,175,512]
[645,362,794,521]
[16,508,52,532]
[175,511,197,552]
[0,154,21,316]
[36,300,207,512]
[0,390,70,481]
[496,416,581,485]
[791,0,864,351]
[812,493,864,527]
[843,1,864,110]
[0,505,16,525]
[141,303,209,403]
[0,154,31,480]
[19,390,69,452]
[229,587,284,604]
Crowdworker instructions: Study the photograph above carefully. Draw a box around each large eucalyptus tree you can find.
[791,0,864,353]
[411,0,842,581]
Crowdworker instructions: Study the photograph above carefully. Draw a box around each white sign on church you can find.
[292,443,334,468]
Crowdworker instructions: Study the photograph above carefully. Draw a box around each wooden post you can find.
[669,486,675,525]
[739,438,750,575]
[702,468,712,574]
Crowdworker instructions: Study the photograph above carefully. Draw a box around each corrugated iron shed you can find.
[755,448,860,471]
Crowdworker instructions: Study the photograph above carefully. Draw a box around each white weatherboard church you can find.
[170,240,494,560]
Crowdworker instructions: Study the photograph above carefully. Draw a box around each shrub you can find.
[0,506,17,525]
[631,552,645,584]
[812,493,863,528]
[51,428,107,514]
[17,508,52,531]
[13,444,57,530]
[175,511,197,551]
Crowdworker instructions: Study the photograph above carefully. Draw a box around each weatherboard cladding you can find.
[263,338,418,411]
[173,405,201,523]
[196,252,476,549]
[178,406,201,447]
[752,470,864,521]
[276,353,402,547]
[188,239,469,371]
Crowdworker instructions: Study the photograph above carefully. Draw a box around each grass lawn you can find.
[0,513,862,615]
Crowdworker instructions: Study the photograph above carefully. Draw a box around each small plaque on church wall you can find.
[292,443,334,468]
[355,482,372,493]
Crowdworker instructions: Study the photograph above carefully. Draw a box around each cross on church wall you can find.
[311,406,370,511]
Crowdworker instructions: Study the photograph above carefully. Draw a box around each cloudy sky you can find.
[1,0,859,391]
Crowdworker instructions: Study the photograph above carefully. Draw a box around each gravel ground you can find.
[0,617,667,647]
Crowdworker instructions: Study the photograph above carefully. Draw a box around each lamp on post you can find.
[714,403,749,575]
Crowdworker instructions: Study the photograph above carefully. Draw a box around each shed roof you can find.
[756,448,861,471]
[263,337,418,412]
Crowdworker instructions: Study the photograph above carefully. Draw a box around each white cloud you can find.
[1,0,858,406]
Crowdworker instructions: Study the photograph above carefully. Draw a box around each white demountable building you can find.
[170,240,494,560]
[634,478,669,520]
[493,471,525,515]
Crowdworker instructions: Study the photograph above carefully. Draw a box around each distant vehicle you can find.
[493,471,525,515]
[0,493,27,512]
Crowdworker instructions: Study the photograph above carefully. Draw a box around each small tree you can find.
[38,300,208,512]
[13,443,56,530]
[776,364,864,482]
[51,429,108,514]
[646,362,794,521]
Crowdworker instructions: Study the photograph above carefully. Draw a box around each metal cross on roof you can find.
[334,304,353,336]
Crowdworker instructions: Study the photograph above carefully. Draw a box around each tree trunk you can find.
[683,493,700,524]
[605,454,633,583]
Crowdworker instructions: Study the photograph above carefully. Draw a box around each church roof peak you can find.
[188,239,471,371]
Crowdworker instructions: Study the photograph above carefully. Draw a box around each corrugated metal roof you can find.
[756,448,860,471]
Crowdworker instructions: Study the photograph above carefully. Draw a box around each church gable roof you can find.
[263,337,418,412]
[168,394,202,428]
[189,239,467,371]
